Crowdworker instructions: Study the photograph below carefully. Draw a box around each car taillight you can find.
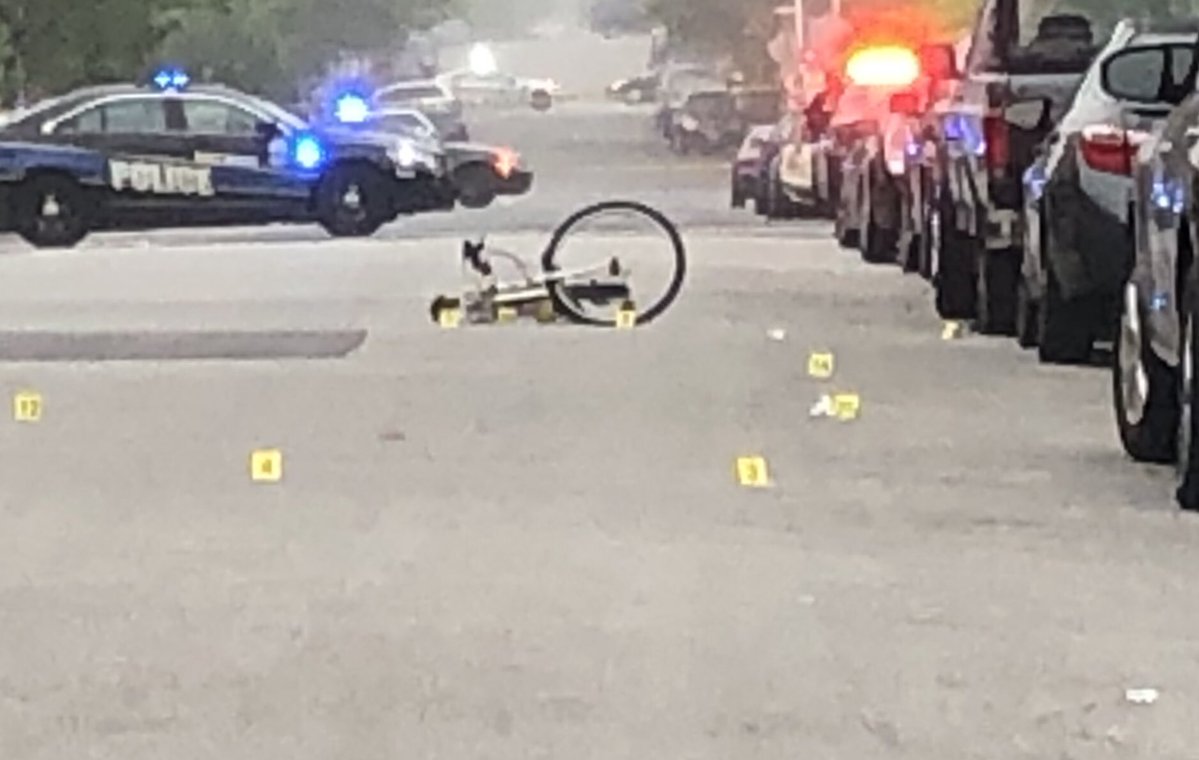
[493,148,519,178]
[1079,124,1148,175]
[982,115,1008,170]
[845,46,920,87]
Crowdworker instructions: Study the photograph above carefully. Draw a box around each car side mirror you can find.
[1004,98,1050,130]
[889,92,920,116]
[1102,45,1171,103]
[918,43,959,81]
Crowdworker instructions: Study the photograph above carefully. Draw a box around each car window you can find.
[57,98,166,134]
[56,106,105,134]
[181,100,261,135]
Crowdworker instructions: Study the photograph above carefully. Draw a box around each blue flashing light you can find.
[153,68,190,91]
[334,93,370,124]
[292,133,326,171]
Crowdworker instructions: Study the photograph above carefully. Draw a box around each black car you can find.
[0,78,451,247]
[667,89,741,154]
[341,106,533,209]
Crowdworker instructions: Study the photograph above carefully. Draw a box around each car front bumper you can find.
[495,168,533,197]
[396,170,457,214]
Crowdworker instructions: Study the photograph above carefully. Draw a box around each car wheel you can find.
[454,165,497,209]
[1177,305,1199,509]
[13,174,93,248]
[1037,267,1095,364]
[1114,281,1179,464]
[933,192,977,320]
[1015,277,1040,348]
[317,163,392,237]
[974,248,1019,335]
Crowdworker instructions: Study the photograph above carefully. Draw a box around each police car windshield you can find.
[233,92,307,130]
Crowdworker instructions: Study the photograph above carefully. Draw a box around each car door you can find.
[49,95,202,222]
[174,95,312,223]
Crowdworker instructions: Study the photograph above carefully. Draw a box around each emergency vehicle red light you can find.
[845,46,920,87]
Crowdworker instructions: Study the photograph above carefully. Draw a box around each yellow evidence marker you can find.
[13,391,42,422]
[832,393,861,421]
[497,306,518,323]
[942,321,964,340]
[735,456,771,488]
[250,449,284,483]
[808,352,835,379]
[438,307,463,329]
[616,301,638,330]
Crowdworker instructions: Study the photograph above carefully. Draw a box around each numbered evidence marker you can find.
[831,393,861,421]
[250,449,283,483]
[13,391,42,422]
[808,351,835,379]
[438,307,463,329]
[497,306,518,323]
[616,301,638,330]
[942,320,964,340]
[735,456,771,488]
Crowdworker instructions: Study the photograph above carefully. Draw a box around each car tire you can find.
[1114,282,1179,464]
[1177,306,1199,509]
[1015,277,1040,348]
[975,248,1019,335]
[1037,267,1095,364]
[13,173,93,249]
[933,192,977,320]
[317,163,392,237]
[454,164,497,209]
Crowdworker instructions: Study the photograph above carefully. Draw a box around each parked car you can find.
[436,69,560,111]
[1021,20,1199,362]
[922,0,1176,335]
[667,88,741,154]
[607,73,659,104]
[373,79,469,141]
[1111,42,1199,510]
[328,106,533,209]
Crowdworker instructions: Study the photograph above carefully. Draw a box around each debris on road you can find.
[809,393,861,420]
[767,327,787,341]
[1124,688,1159,705]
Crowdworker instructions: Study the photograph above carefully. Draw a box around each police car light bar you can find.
[334,93,370,124]
[845,46,919,88]
[153,69,191,91]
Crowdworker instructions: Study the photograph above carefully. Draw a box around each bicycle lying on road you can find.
[430,200,687,328]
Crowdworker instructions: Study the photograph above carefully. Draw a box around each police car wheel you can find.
[317,164,390,237]
[14,174,92,249]
[454,165,497,209]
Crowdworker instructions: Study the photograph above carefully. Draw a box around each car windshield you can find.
[229,91,307,130]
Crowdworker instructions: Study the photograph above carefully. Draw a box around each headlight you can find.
[680,115,699,131]
[395,140,418,168]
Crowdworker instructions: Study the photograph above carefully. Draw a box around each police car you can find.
[0,71,451,248]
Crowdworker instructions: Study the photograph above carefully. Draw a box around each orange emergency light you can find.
[844,45,920,87]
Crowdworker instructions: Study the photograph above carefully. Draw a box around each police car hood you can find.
[442,141,503,160]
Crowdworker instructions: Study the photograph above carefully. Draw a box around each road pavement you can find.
[1,78,1198,760]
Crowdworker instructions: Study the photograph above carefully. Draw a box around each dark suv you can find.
[926,0,1199,334]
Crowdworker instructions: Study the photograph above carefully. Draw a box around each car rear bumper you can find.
[496,169,533,196]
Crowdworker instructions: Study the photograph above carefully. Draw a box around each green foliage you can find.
[0,0,461,105]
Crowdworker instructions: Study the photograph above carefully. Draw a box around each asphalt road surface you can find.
[3,85,1199,759]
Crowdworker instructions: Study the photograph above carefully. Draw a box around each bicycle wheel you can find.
[541,200,687,326]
